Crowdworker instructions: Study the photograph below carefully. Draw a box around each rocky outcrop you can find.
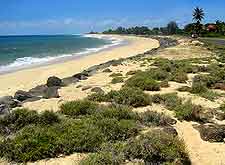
[14,90,33,102]
[47,76,62,87]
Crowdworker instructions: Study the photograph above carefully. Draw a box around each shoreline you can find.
[0,35,159,97]
[0,34,127,75]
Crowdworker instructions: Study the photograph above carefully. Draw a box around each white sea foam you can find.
[0,34,125,74]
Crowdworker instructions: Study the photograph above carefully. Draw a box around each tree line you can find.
[102,7,225,38]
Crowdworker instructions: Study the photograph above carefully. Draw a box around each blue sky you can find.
[0,0,225,35]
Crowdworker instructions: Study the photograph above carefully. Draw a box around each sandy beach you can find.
[0,35,159,97]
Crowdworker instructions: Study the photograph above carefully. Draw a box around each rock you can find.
[29,85,48,97]
[103,68,112,73]
[0,96,18,108]
[162,126,178,137]
[91,87,105,94]
[214,83,225,90]
[76,85,82,88]
[73,73,88,80]
[0,104,10,117]
[82,86,92,91]
[47,76,62,87]
[197,124,225,142]
[14,90,33,102]
[43,87,60,99]
[191,106,213,123]
[215,112,225,121]
[62,77,79,86]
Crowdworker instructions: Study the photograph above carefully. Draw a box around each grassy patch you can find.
[0,109,59,136]
[60,100,98,117]
[88,87,152,107]
[139,111,176,127]
[111,77,124,84]
[124,130,190,164]
[125,72,160,91]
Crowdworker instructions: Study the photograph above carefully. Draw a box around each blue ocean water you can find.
[0,34,122,73]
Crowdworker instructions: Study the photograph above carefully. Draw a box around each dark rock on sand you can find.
[0,96,18,108]
[215,112,225,121]
[43,87,60,99]
[103,68,112,73]
[62,77,79,86]
[73,73,88,80]
[162,126,178,137]
[14,90,33,102]
[214,83,225,90]
[29,85,48,97]
[91,87,105,94]
[197,124,225,142]
[47,76,62,87]
[0,104,10,117]
[82,86,92,91]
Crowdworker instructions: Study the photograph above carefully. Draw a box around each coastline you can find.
[0,35,159,97]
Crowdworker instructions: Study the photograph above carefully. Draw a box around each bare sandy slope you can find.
[0,35,159,97]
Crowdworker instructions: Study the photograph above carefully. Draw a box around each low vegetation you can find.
[88,87,152,107]
[111,76,124,84]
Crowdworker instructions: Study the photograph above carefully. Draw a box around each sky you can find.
[0,0,225,35]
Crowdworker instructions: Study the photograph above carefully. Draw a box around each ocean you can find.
[0,34,123,74]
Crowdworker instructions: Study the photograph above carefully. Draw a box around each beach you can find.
[0,35,159,97]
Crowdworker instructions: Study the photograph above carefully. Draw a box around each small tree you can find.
[192,7,205,36]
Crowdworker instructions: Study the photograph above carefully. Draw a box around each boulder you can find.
[197,124,225,142]
[91,87,105,94]
[73,73,88,80]
[47,76,62,87]
[0,104,10,117]
[29,85,48,97]
[214,83,225,90]
[43,87,60,99]
[162,126,178,137]
[62,77,79,86]
[14,90,33,102]
[102,68,112,73]
[0,96,18,108]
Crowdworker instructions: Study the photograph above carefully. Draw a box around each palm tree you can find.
[192,7,205,36]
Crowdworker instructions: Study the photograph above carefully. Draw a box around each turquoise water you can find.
[0,35,121,73]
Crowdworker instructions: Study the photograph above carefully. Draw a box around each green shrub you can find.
[171,71,188,83]
[191,81,220,101]
[87,92,106,102]
[192,74,217,88]
[220,103,225,112]
[94,118,138,141]
[111,77,124,84]
[124,130,190,164]
[106,87,152,107]
[147,68,170,81]
[39,111,60,125]
[60,100,98,117]
[97,105,138,121]
[89,87,151,107]
[80,142,126,165]
[125,73,160,91]
[191,81,208,94]
[139,111,175,127]
[109,73,123,77]
[0,109,60,135]
[1,119,105,162]
[157,93,182,110]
